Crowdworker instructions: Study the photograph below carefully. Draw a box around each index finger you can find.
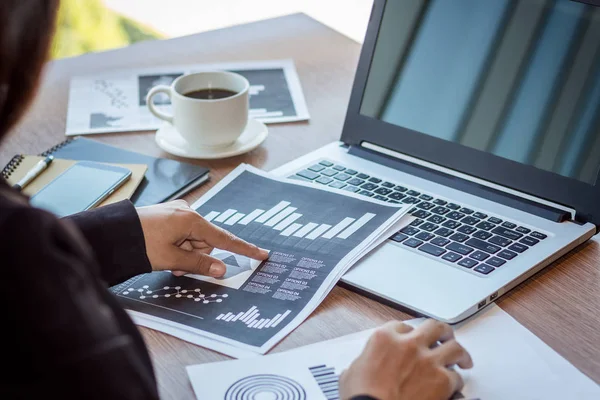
[195,218,269,260]
[414,319,455,347]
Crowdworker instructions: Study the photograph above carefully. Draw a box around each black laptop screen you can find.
[360,0,600,185]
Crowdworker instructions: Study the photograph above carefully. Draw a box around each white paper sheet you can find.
[66,59,310,136]
[186,304,600,399]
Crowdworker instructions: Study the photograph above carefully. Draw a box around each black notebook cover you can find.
[37,137,209,206]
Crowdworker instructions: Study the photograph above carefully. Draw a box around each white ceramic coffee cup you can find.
[146,71,250,148]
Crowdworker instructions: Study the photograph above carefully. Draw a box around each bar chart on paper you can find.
[216,306,292,330]
[203,200,376,241]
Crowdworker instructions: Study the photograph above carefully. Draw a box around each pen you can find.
[13,155,54,191]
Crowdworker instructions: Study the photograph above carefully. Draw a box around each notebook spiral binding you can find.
[40,138,74,157]
[1,154,25,179]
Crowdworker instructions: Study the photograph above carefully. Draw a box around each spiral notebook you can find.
[2,137,210,206]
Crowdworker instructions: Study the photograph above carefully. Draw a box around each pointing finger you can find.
[172,248,227,277]
[194,220,269,260]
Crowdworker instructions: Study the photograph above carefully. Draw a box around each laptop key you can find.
[401,226,420,236]
[508,243,528,253]
[491,226,523,240]
[428,215,446,224]
[433,227,453,237]
[345,169,358,175]
[297,170,319,180]
[321,169,338,177]
[447,203,461,210]
[520,236,539,246]
[329,181,346,189]
[388,192,406,201]
[433,199,447,205]
[498,249,517,260]
[475,221,495,231]
[474,264,495,275]
[308,164,326,172]
[419,194,433,201]
[460,208,474,214]
[356,173,369,179]
[502,221,517,229]
[316,176,334,185]
[391,233,408,243]
[403,197,420,204]
[489,235,512,247]
[361,182,378,191]
[465,238,501,254]
[473,230,492,240]
[420,222,438,232]
[473,212,488,219]
[289,175,310,182]
[334,173,351,181]
[382,182,395,188]
[488,217,503,224]
[412,210,431,219]
[394,185,408,192]
[347,178,365,186]
[431,206,449,215]
[415,232,435,241]
[461,216,480,225]
[470,251,490,261]
[368,177,382,183]
[407,190,421,196]
[374,187,393,195]
[442,252,462,262]
[449,232,469,243]
[531,231,547,240]
[447,211,465,220]
[374,195,388,202]
[403,238,423,248]
[486,257,506,267]
[343,185,360,193]
[359,190,374,197]
[515,226,531,234]
[410,218,424,227]
[457,225,477,234]
[442,220,461,229]
[417,202,435,210]
[431,237,451,247]
[447,242,474,255]
[388,200,400,204]
[419,243,446,256]
[332,165,346,171]
[458,258,478,269]
[319,160,334,167]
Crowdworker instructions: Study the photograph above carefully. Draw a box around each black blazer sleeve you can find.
[1,203,158,399]
[65,200,152,286]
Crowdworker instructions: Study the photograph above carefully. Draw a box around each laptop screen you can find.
[360,0,600,186]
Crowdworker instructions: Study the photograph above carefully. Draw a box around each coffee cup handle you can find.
[146,85,174,124]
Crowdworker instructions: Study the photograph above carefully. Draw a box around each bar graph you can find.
[309,364,340,400]
[216,306,292,329]
[203,200,377,241]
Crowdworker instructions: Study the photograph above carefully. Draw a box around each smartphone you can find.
[30,161,132,217]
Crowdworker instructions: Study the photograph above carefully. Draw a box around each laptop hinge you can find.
[348,145,571,223]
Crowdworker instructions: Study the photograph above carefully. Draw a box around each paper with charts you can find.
[110,164,410,357]
[186,304,600,400]
[66,59,310,136]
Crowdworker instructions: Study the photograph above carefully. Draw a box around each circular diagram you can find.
[224,374,306,400]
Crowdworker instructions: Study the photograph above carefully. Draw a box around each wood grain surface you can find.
[3,14,599,399]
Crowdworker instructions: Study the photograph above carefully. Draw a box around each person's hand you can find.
[339,319,473,400]
[136,200,269,277]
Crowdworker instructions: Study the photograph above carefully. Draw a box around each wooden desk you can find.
[3,14,599,399]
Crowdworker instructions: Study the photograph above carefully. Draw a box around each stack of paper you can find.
[187,304,600,400]
[111,164,411,357]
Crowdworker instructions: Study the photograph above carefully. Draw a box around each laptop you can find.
[272,0,600,323]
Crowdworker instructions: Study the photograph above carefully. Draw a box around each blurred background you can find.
[52,0,373,59]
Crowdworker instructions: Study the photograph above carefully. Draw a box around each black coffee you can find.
[183,88,237,100]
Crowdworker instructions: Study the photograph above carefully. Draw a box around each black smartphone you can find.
[30,161,132,217]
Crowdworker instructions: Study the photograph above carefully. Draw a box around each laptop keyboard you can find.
[290,160,549,277]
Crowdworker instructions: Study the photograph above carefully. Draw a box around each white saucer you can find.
[155,119,268,159]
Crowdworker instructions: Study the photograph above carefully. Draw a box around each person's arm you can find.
[65,200,152,286]
[3,205,159,399]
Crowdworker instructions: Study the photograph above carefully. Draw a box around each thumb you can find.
[171,248,227,277]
